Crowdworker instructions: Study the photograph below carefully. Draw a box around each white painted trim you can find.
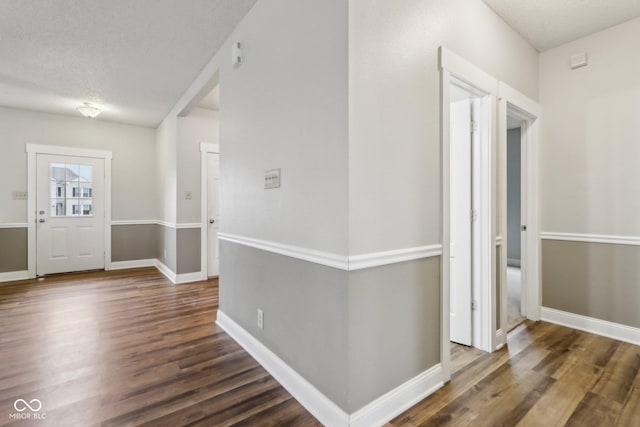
[541,307,640,346]
[199,142,220,153]
[174,271,204,285]
[439,47,498,96]
[25,144,113,159]
[0,223,28,228]
[348,245,442,271]
[156,221,201,229]
[154,259,177,283]
[26,144,113,278]
[218,233,443,271]
[349,365,443,427]
[495,329,506,350]
[216,311,350,427]
[540,232,640,246]
[218,233,349,270]
[111,220,157,226]
[110,259,156,270]
[0,271,29,283]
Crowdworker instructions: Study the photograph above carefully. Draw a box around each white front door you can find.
[450,98,473,346]
[36,154,105,275]
[206,152,220,277]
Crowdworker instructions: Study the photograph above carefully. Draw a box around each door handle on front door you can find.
[521,225,526,231]
[39,219,45,223]
[209,219,215,224]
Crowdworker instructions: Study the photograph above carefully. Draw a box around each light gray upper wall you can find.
[177,108,218,224]
[348,0,539,255]
[156,116,178,224]
[540,17,640,237]
[160,0,349,255]
[0,107,156,223]
[507,128,521,262]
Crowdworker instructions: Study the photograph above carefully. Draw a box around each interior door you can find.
[450,98,473,346]
[207,152,220,277]
[36,154,105,275]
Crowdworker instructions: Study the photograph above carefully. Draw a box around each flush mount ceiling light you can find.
[77,102,102,118]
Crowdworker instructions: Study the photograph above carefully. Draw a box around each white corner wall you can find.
[540,17,640,236]
[0,107,156,223]
[348,0,539,255]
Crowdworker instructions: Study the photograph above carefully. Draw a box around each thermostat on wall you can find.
[264,169,280,189]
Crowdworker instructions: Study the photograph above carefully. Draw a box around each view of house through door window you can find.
[50,163,93,217]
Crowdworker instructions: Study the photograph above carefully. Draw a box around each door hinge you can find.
[471,120,478,132]
[471,300,477,310]
[471,209,478,222]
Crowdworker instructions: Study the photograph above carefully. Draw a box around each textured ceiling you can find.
[483,0,640,51]
[0,0,256,127]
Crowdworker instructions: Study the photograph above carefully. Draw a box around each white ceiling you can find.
[0,0,256,127]
[483,0,640,51]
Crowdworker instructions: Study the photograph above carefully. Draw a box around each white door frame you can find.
[26,144,112,278]
[497,83,541,342]
[200,142,220,280]
[440,46,498,382]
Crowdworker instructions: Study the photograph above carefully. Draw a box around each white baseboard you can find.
[216,311,350,426]
[174,271,204,284]
[541,307,640,346]
[0,270,29,283]
[349,364,443,427]
[110,259,156,270]
[153,260,201,284]
[216,311,443,427]
[495,329,506,350]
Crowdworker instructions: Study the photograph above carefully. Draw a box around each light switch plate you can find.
[13,191,27,200]
[264,169,281,189]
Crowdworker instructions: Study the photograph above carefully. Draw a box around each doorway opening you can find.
[506,115,524,331]
[198,83,220,279]
[448,76,493,352]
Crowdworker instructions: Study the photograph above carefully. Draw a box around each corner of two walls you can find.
[539,17,640,330]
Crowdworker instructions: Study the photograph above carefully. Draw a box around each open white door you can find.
[206,152,220,277]
[36,154,105,275]
[449,98,472,346]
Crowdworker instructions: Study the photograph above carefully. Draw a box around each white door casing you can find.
[207,152,220,277]
[26,144,112,278]
[450,98,472,346]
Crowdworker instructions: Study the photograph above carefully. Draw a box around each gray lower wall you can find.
[157,225,177,272]
[111,224,159,262]
[219,240,350,408]
[219,240,442,413]
[176,228,200,274]
[0,228,27,273]
[542,239,640,329]
[347,257,440,412]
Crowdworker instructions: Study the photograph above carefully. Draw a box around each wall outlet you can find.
[185,191,192,200]
[257,308,264,329]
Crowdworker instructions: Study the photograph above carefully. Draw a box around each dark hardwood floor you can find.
[1,268,639,426]
[0,268,320,426]
[389,321,640,427]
